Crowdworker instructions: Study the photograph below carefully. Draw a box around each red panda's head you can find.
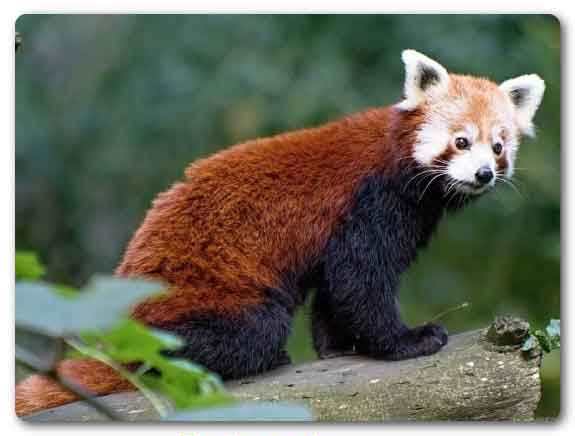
[397,49,545,196]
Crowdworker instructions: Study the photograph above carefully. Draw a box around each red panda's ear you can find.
[499,74,545,137]
[397,49,450,111]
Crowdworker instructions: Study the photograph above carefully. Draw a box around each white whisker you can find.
[496,176,524,199]
[444,181,463,209]
[418,172,446,201]
[403,169,444,192]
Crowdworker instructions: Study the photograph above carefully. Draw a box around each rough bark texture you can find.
[24,317,542,422]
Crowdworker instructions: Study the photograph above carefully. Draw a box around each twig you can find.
[430,302,471,322]
[51,373,125,420]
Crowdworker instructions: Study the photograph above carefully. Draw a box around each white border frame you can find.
[3,3,571,435]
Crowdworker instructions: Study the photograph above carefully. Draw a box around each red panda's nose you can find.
[475,166,494,185]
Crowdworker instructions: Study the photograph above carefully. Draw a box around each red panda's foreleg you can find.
[312,176,448,360]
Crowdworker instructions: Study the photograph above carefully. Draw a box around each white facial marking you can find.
[465,124,479,142]
[413,118,450,164]
[446,139,497,195]
[447,142,495,183]
[491,125,504,143]
[412,100,469,165]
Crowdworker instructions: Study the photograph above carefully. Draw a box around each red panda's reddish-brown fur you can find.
[119,107,424,327]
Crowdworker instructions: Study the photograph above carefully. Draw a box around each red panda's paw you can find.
[414,323,449,347]
[317,349,357,360]
[383,323,449,361]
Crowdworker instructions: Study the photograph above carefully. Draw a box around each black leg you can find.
[320,183,448,360]
[311,287,356,358]
[269,349,292,369]
[161,300,292,379]
[322,270,448,360]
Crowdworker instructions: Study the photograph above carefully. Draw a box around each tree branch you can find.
[23,317,542,422]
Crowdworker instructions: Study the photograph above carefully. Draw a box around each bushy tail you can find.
[15,358,135,417]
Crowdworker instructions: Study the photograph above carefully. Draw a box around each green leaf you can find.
[546,319,560,338]
[142,370,232,410]
[523,319,561,354]
[81,275,162,295]
[85,319,184,362]
[77,319,231,410]
[16,275,164,336]
[140,358,231,409]
[165,402,313,421]
[15,251,45,281]
[17,270,232,414]
[533,329,550,353]
[53,283,79,298]
[148,330,186,350]
[521,335,536,352]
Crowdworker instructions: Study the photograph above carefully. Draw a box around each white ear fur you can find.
[499,74,545,137]
[396,49,450,111]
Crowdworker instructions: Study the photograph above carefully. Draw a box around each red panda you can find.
[16,50,545,417]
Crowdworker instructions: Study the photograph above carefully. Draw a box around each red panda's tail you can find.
[15,358,135,417]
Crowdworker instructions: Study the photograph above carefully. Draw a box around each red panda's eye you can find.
[455,137,470,150]
[493,142,503,155]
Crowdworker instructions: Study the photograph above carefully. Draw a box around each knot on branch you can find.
[485,316,529,348]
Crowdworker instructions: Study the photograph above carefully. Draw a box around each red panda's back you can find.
[116,107,407,325]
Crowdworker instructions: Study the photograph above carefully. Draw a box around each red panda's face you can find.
[412,77,520,196]
[398,50,545,197]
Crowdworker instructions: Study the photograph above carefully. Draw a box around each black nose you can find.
[475,166,494,185]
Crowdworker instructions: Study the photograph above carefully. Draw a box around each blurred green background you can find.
[15,15,560,418]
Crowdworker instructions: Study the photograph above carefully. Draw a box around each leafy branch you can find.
[15,251,312,421]
[15,252,230,419]
[65,335,172,418]
[521,319,560,354]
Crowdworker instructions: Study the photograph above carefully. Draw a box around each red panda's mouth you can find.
[460,181,483,189]
[457,180,493,195]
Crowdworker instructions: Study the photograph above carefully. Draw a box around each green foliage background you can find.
[15,15,560,418]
